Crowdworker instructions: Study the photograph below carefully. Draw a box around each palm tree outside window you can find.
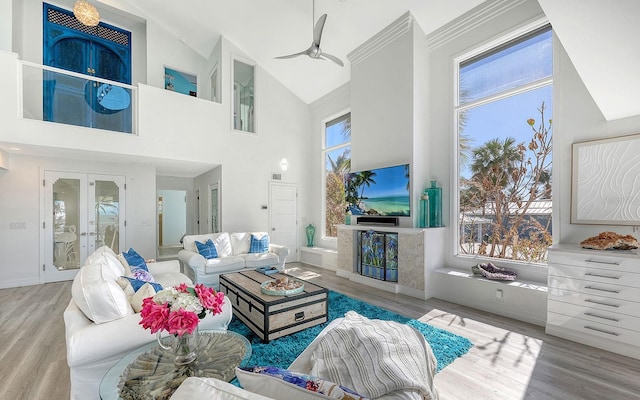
[456,23,553,264]
[323,112,351,238]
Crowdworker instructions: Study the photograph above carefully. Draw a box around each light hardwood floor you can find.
[1,263,639,400]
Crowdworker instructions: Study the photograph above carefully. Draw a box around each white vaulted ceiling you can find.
[538,0,640,121]
[106,0,486,104]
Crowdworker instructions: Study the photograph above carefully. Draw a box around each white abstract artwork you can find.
[572,134,640,224]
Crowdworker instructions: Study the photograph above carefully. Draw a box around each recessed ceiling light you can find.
[9,147,21,151]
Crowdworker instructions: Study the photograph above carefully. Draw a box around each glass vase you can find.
[419,193,429,228]
[157,327,198,365]
[425,181,442,228]
[305,224,316,247]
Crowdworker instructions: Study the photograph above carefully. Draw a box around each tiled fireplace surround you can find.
[336,224,445,300]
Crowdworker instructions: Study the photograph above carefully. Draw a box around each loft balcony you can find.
[20,60,137,134]
[1,52,223,177]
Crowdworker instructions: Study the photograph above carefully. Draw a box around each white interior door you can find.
[43,171,125,283]
[269,183,298,263]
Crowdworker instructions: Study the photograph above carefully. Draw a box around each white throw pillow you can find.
[230,232,251,255]
[170,377,275,400]
[95,245,117,257]
[212,233,233,257]
[86,249,125,278]
[116,276,135,297]
[129,283,157,312]
[183,233,216,253]
[117,253,133,276]
[71,262,133,324]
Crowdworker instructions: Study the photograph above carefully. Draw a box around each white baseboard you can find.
[430,268,548,327]
[334,270,426,299]
[0,278,41,289]
[300,247,337,271]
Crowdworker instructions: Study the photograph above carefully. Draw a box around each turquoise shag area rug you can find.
[228,290,473,372]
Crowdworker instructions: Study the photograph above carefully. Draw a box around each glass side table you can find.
[100,330,251,400]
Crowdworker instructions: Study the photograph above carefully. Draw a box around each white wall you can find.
[349,14,413,173]
[0,0,313,288]
[146,19,204,93]
[553,38,640,243]
[348,13,426,230]
[0,0,11,52]
[0,153,156,289]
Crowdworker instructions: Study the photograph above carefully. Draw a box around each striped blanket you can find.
[310,311,439,400]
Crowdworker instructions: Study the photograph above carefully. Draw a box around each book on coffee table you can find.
[257,267,279,275]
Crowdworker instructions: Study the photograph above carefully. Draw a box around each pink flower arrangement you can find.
[139,283,225,336]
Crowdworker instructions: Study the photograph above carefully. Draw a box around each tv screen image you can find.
[345,164,410,217]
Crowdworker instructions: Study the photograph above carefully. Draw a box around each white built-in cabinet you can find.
[546,244,640,360]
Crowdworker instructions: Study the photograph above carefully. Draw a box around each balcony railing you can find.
[19,60,137,134]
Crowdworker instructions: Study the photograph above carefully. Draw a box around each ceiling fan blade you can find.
[319,52,344,67]
[313,14,327,46]
[274,50,308,60]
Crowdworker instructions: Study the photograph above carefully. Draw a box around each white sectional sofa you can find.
[63,246,233,400]
[178,232,289,289]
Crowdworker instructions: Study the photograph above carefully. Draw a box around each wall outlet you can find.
[9,222,27,229]
[495,289,504,301]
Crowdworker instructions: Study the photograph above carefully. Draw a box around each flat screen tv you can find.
[345,164,410,217]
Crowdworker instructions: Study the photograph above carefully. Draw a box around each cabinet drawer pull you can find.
[583,325,620,336]
[584,285,620,294]
[585,259,620,266]
[584,299,620,308]
[584,272,620,280]
[584,312,620,322]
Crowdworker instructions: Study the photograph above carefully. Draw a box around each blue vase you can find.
[425,181,442,227]
[419,193,429,228]
[305,224,316,247]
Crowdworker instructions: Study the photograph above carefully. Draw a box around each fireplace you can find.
[357,230,398,282]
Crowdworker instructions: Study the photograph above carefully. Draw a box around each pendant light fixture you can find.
[73,0,100,27]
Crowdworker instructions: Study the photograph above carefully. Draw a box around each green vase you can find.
[305,224,316,247]
[425,181,442,227]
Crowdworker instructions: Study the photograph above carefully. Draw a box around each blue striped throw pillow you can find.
[249,234,269,253]
[195,239,218,259]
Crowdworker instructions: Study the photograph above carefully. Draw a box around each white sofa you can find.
[63,246,233,400]
[178,232,289,289]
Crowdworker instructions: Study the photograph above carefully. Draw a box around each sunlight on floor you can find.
[420,308,542,399]
[284,266,322,280]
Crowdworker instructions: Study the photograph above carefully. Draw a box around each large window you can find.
[323,112,351,237]
[456,24,553,263]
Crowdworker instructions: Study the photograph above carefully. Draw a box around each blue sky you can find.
[458,27,553,179]
[459,85,553,179]
[355,164,409,199]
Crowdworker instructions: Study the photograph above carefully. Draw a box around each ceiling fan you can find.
[275,0,344,67]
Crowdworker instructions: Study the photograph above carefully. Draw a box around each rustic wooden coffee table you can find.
[220,270,329,343]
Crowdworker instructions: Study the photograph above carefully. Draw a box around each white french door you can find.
[269,183,298,263]
[43,171,126,283]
